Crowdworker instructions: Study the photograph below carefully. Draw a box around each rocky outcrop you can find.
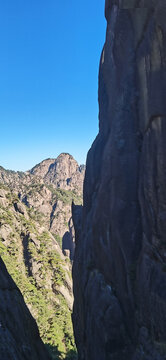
[29,153,85,195]
[0,153,84,260]
[0,258,50,360]
[0,154,85,196]
[73,2,166,360]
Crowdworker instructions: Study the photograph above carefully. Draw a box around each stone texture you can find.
[0,153,85,260]
[73,1,166,360]
[0,258,50,360]
[29,153,85,195]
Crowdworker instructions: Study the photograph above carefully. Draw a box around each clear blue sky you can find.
[0,0,106,171]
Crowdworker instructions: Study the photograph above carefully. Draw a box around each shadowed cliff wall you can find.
[72,1,166,359]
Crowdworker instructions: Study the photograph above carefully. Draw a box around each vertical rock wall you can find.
[73,1,166,359]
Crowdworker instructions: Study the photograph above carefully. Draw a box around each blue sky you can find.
[0,0,106,171]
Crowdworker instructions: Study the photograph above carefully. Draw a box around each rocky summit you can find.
[73,1,166,360]
[0,153,85,359]
[0,153,85,259]
[29,153,85,194]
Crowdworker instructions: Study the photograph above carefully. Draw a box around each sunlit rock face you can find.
[0,153,85,261]
[0,258,50,360]
[72,1,166,359]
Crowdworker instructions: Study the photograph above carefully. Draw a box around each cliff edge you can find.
[73,1,166,359]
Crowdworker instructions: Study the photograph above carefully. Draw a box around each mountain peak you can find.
[29,153,85,193]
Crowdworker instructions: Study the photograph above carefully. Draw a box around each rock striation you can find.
[72,1,166,360]
[0,258,50,360]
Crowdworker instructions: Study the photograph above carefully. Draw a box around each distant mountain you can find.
[0,153,85,259]
[0,153,85,359]
[29,153,85,194]
[0,153,85,194]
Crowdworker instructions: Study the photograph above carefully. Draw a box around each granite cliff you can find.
[73,1,166,360]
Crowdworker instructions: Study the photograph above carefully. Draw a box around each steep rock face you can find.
[0,153,84,259]
[0,154,85,196]
[29,153,85,195]
[73,2,166,360]
[0,258,50,360]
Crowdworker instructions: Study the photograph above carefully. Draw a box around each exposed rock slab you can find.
[29,153,85,194]
[73,1,166,360]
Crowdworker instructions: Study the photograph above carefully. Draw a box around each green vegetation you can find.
[26,183,45,196]
[0,168,25,180]
[46,185,82,205]
[21,215,37,233]
[27,206,44,225]
[0,208,14,226]
[0,159,83,359]
[46,345,77,360]
[53,234,62,248]
[0,190,76,360]
[0,183,9,191]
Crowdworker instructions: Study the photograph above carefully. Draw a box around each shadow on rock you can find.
[65,349,77,360]
[45,344,77,360]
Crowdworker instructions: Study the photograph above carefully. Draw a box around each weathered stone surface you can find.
[73,1,166,360]
[0,258,50,360]
[14,201,28,218]
[0,153,84,260]
[29,153,85,195]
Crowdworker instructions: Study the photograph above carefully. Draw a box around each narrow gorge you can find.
[73,1,166,360]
